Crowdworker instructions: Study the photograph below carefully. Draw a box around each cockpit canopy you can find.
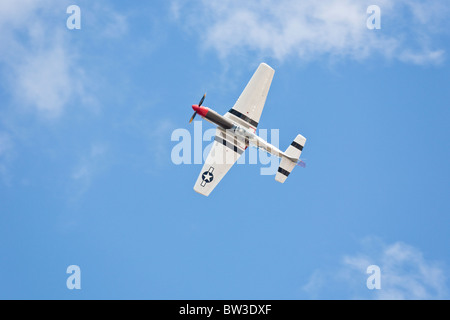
[232,125,256,140]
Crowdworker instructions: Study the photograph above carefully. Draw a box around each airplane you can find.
[189,63,306,196]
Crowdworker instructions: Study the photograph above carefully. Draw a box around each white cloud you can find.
[0,0,46,29]
[399,50,445,65]
[376,242,447,299]
[13,46,74,118]
[302,238,449,299]
[172,0,449,65]
[0,0,85,119]
[0,0,127,119]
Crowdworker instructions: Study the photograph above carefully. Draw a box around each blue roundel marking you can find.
[202,171,214,183]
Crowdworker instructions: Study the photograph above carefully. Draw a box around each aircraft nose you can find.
[191,105,208,117]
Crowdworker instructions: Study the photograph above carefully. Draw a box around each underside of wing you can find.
[225,63,275,132]
[194,128,246,196]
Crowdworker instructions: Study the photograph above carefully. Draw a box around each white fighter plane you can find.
[189,63,306,196]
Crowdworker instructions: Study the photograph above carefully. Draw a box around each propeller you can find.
[189,93,206,124]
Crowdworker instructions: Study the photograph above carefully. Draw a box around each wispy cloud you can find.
[151,119,177,166]
[12,45,77,118]
[0,132,14,185]
[70,143,108,198]
[359,241,447,299]
[0,0,129,119]
[171,0,449,65]
[0,0,130,187]
[0,0,84,119]
[302,237,449,299]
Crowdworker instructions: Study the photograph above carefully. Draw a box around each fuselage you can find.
[192,104,285,159]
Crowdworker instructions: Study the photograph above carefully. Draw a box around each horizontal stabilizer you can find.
[275,134,306,183]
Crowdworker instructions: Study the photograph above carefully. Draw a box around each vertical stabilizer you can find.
[275,134,306,183]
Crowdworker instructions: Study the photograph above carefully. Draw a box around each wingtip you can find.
[260,62,274,72]
[193,185,210,197]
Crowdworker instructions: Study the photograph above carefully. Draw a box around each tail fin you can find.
[275,134,306,183]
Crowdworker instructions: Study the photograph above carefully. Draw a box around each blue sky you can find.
[0,0,449,299]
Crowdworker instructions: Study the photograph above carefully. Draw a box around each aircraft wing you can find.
[194,128,246,196]
[225,63,275,132]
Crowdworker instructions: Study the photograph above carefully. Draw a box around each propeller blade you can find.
[189,112,197,124]
[198,93,206,107]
